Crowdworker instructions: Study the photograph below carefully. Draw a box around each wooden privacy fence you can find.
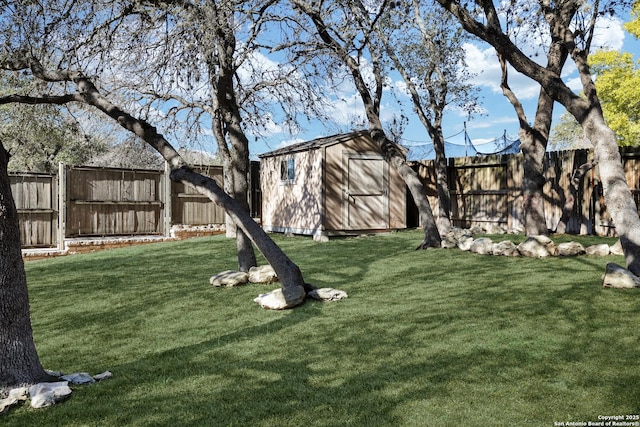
[413,148,640,236]
[12,163,229,249]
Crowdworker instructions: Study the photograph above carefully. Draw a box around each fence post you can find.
[57,162,66,251]
[163,161,172,238]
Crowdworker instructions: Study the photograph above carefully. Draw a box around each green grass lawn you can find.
[7,230,640,426]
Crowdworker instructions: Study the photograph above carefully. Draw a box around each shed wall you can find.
[260,149,324,234]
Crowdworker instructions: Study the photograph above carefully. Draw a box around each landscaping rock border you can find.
[0,370,112,415]
[443,226,640,288]
[443,226,619,259]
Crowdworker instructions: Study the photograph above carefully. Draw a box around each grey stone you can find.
[29,382,72,409]
[61,372,95,385]
[517,235,558,257]
[492,240,520,257]
[586,243,610,256]
[557,242,586,257]
[248,265,278,284]
[93,371,113,382]
[602,262,640,288]
[470,238,494,255]
[209,270,249,287]
[254,287,306,310]
[307,288,348,301]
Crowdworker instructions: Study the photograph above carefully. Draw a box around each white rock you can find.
[469,225,485,235]
[0,387,29,415]
[586,244,610,256]
[484,223,506,235]
[457,235,474,251]
[517,235,557,257]
[492,240,520,257]
[610,240,624,255]
[254,287,306,310]
[29,382,72,409]
[602,262,640,289]
[313,234,330,243]
[209,270,249,287]
[248,265,278,284]
[441,235,458,249]
[470,238,494,255]
[557,242,586,257]
[307,288,348,301]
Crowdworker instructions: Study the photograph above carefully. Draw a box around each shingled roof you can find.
[257,130,370,158]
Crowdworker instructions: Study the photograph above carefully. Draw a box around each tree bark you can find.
[228,127,258,273]
[433,132,452,235]
[0,142,52,389]
[519,127,550,236]
[206,16,257,271]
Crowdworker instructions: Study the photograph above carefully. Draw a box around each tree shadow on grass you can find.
[19,233,640,425]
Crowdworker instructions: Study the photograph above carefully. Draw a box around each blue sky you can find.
[246,12,640,160]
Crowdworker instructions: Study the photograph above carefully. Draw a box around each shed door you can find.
[343,153,389,230]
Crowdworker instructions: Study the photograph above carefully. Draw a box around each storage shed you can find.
[258,130,406,237]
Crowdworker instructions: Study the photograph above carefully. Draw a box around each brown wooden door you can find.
[343,153,389,230]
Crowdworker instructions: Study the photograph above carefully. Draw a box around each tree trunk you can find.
[208,21,257,272]
[376,132,441,248]
[229,128,257,273]
[433,133,452,235]
[584,111,640,275]
[222,155,237,239]
[519,128,549,236]
[0,142,51,389]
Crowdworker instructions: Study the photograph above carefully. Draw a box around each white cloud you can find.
[592,15,625,51]
[463,43,541,100]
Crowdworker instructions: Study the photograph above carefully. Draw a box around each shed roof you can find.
[258,130,370,158]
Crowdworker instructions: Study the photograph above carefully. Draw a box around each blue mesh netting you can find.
[404,131,520,161]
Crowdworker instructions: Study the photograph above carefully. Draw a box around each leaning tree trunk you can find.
[376,132,441,249]
[0,142,52,389]
[77,79,307,302]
